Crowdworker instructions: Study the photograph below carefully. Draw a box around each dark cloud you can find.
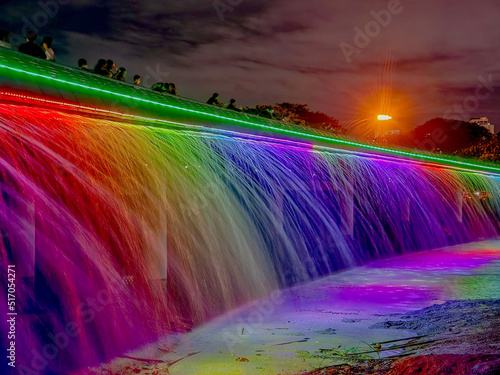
[236,57,354,76]
[1,0,499,129]
[437,81,500,127]
[395,52,465,71]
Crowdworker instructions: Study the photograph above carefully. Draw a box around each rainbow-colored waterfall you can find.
[1,100,500,373]
[1,39,500,371]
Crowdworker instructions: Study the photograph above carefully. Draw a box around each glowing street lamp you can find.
[377,114,392,121]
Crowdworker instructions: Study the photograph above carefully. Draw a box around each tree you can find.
[459,134,500,162]
[401,118,492,153]
[246,102,343,133]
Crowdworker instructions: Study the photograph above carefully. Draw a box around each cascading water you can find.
[1,104,499,374]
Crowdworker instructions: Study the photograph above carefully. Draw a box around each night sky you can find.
[2,0,499,131]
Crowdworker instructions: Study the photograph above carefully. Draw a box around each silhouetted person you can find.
[0,28,11,49]
[106,59,116,77]
[152,82,168,93]
[42,36,55,61]
[227,99,241,111]
[18,30,45,59]
[113,67,127,81]
[261,108,274,119]
[167,83,178,95]
[207,93,222,106]
[78,58,93,72]
[78,58,87,68]
[94,59,107,75]
[133,75,141,85]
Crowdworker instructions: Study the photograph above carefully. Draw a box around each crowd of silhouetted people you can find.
[0,29,246,113]
[77,58,136,83]
[7,30,55,61]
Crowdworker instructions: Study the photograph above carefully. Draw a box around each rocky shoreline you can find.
[305,299,500,375]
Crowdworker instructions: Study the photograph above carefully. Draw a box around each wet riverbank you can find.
[78,241,500,375]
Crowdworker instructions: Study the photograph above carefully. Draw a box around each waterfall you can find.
[1,104,499,373]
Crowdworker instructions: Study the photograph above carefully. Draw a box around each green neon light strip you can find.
[1,62,499,174]
[139,118,500,177]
